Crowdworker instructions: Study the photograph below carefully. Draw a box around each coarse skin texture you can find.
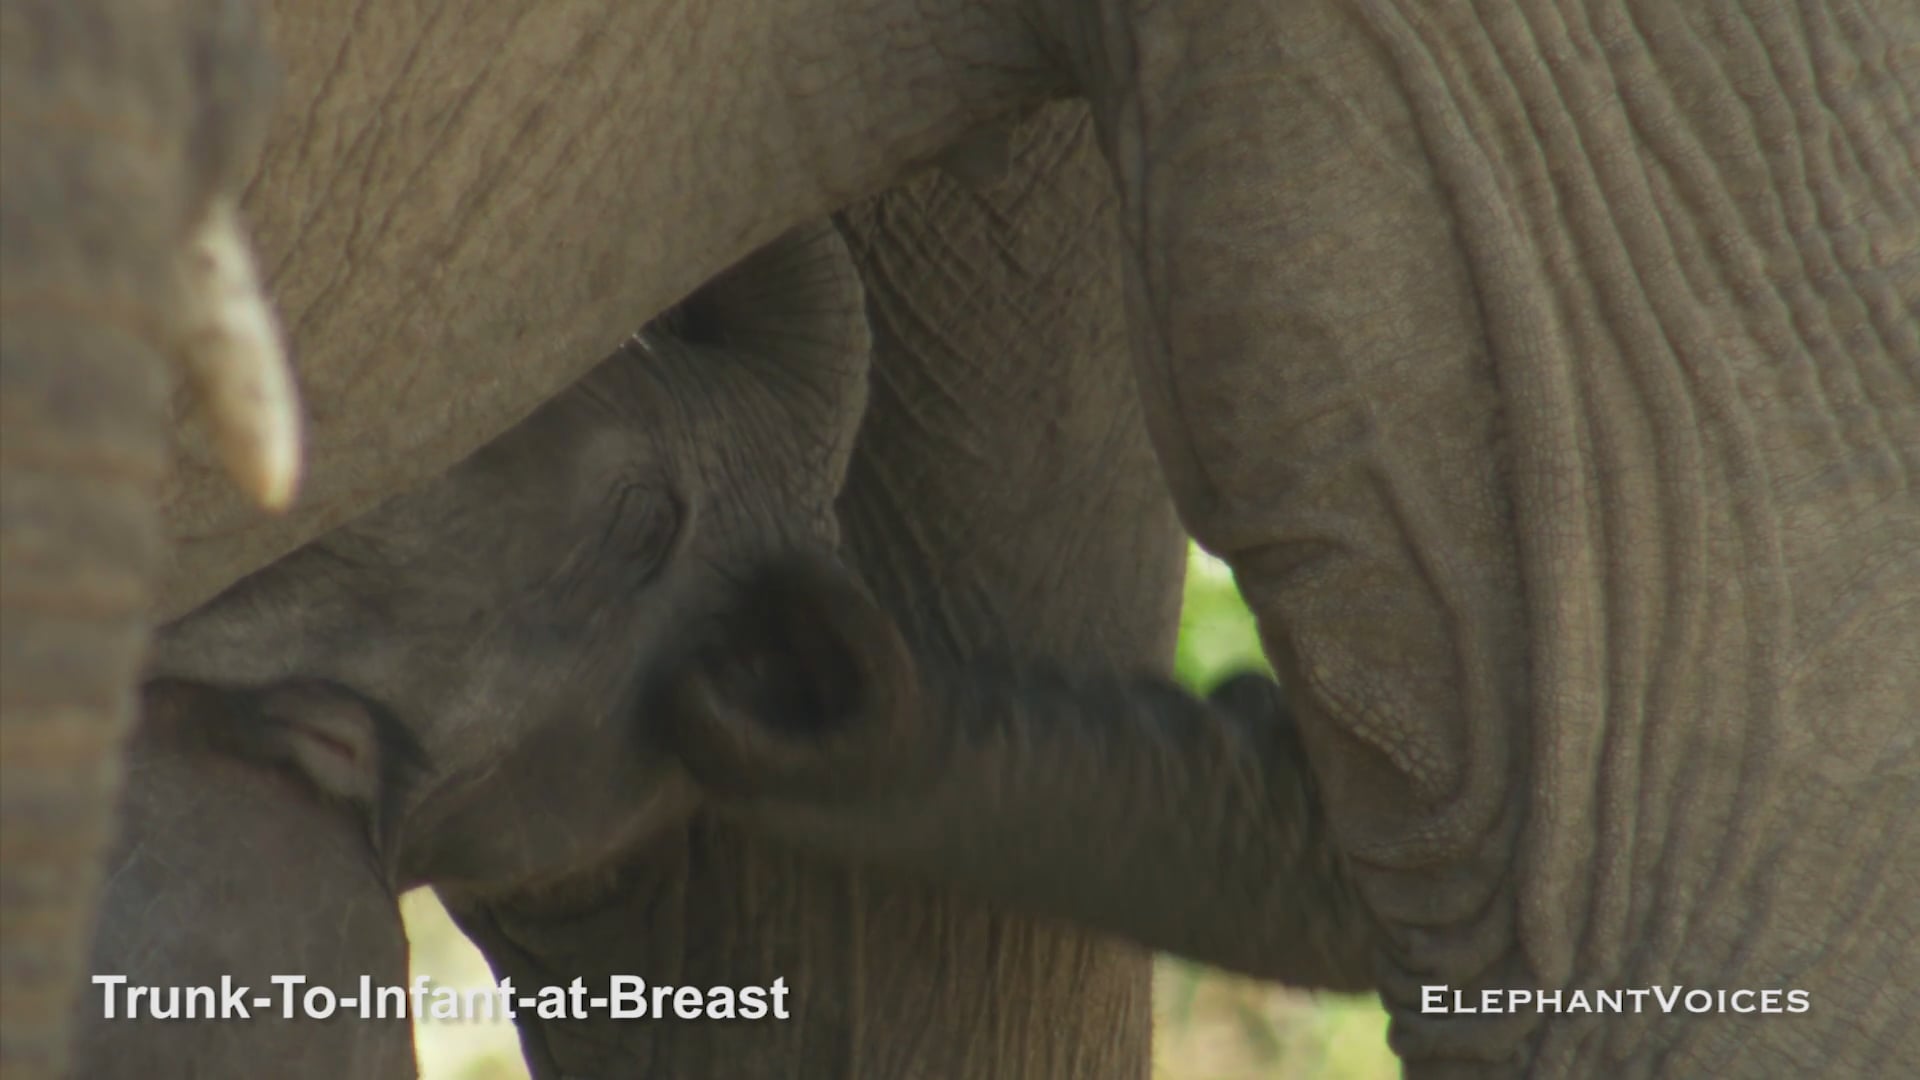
[77,225,873,1078]
[4,0,1916,1075]
[1047,0,1919,1073]
[447,101,1189,1079]
[647,0,1919,1069]
[147,222,870,896]
[153,0,1071,617]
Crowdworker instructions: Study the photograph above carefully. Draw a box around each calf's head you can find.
[77,224,870,1073]
[146,222,868,891]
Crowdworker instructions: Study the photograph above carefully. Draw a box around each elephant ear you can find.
[651,550,926,804]
[638,221,873,521]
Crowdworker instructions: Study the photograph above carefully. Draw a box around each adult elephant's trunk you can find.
[0,321,172,1080]
[0,2,283,1074]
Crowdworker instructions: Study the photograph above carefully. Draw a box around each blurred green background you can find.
[405,544,1397,1079]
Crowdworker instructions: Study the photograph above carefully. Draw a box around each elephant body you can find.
[71,221,880,1074]
[3,0,1916,1075]
[74,104,1218,1078]
[447,103,1204,1079]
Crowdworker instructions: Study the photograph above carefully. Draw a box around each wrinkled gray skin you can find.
[74,223,873,1077]
[445,104,1210,1079]
[146,219,869,893]
[75,119,1261,1079]
[5,0,1917,1076]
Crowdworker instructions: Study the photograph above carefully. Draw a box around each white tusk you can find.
[178,198,303,512]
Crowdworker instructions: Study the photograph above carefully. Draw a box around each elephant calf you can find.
[655,552,1382,993]
[76,223,871,1077]
[74,220,1372,1076]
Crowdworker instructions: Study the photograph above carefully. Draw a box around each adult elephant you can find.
[4,0,1916,1076]
[7,26,1205,1073]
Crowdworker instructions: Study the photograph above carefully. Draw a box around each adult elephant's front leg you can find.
[452,101,1185,1078]
[1070,0,1919,1073]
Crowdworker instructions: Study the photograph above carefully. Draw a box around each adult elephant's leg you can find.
[454,101,1183,1078]
[0,3,283,1074]
[813,100,1185,1073]
[1059,0,1919,1073]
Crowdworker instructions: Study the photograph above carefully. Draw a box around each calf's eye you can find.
[605,480,683,585]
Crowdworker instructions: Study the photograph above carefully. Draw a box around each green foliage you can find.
[1175,547,1272,690]
[1153,954,1396,1080]
[1154,545,1398,1080]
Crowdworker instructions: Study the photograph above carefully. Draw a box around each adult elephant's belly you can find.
[1105,0,1918,1072]
[153,0,1047,618]
[160,2,703,617]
